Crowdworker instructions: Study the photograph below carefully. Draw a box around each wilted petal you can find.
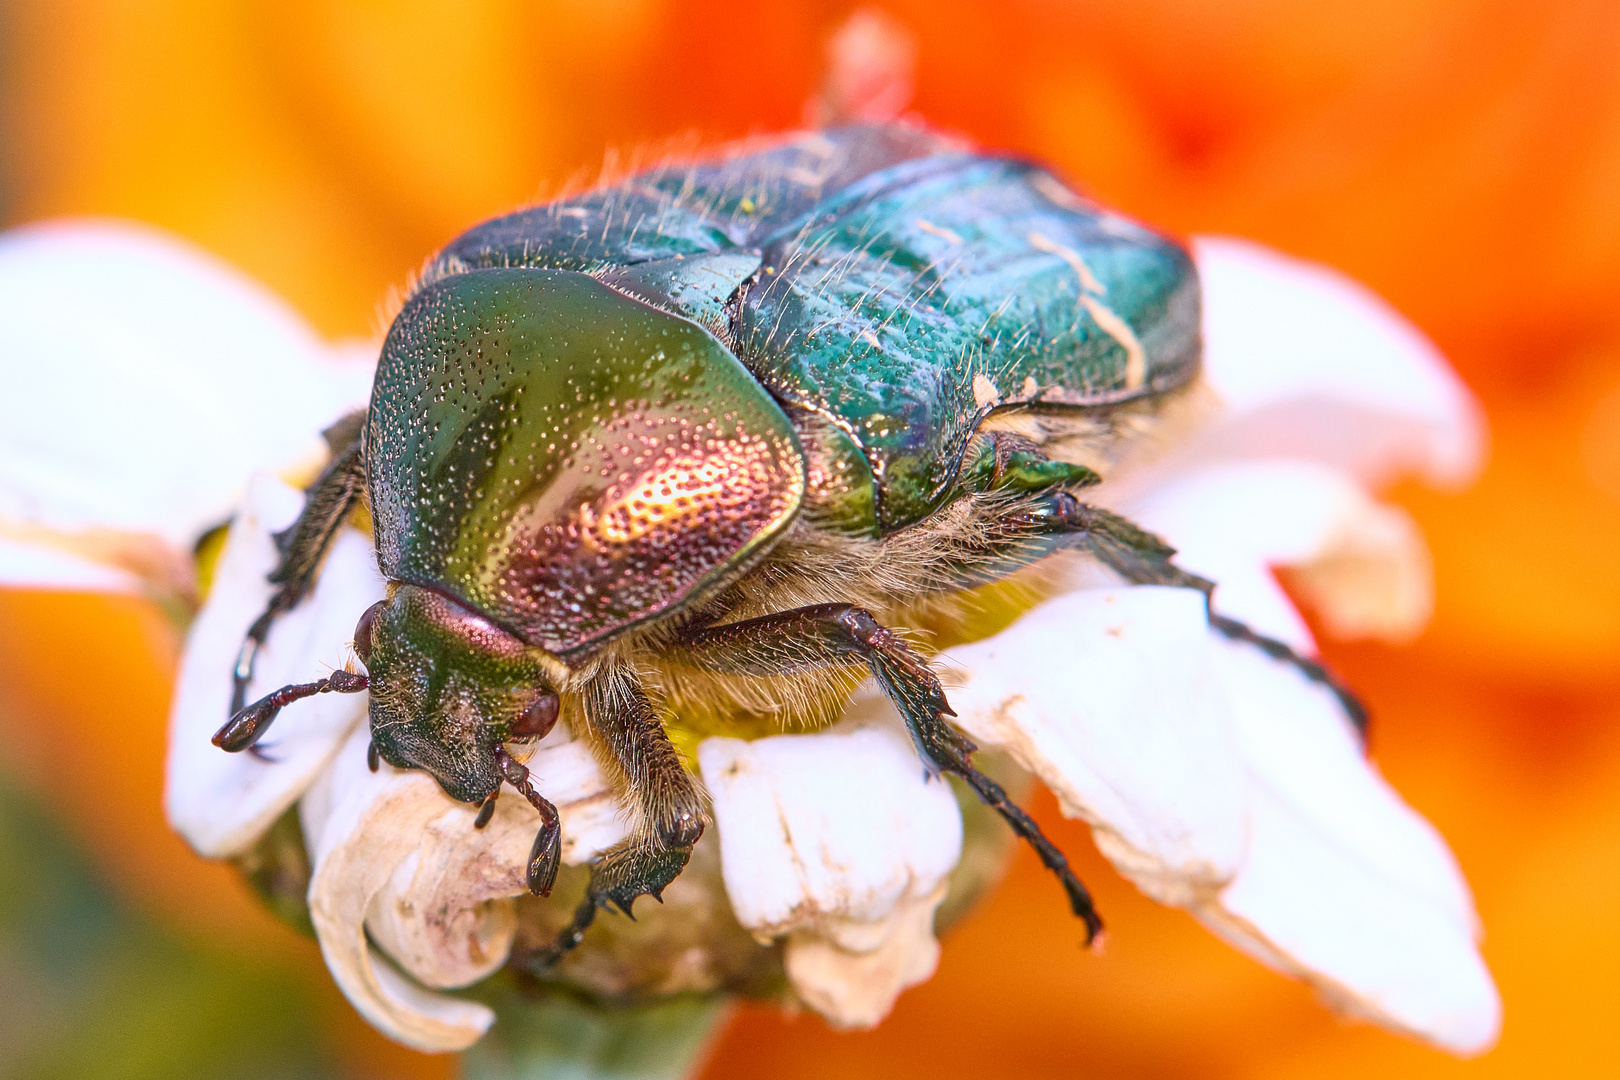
[0,220,373,563]
[1177,236,1483,490]
[164,472,384,857]
[783,883,946,1029]
[303,727,498,1052]
[698,716,962,1028]
[303,726,627,1052]
[1119,460,1432,650]
[1197,640,1499,1054]
[941,586,1247,905]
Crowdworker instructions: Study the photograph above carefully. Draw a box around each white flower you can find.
[698,712,963,1029]
[0,221,1499,1055]
[0,219,374,597]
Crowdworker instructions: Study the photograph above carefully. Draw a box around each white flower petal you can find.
[303,727,498,1052]
[941,586,1247,905]
[782,882,945,1030]
[698,712,962,1027]
[0,535,141,592]
[1119,460,1432,650]
[164,473,384,857]
[1197,640,1498,1053]
[1184,236,1484,490]
[303,724,625,1052]
[0,220,374,553]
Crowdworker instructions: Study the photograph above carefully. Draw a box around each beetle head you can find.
[355,584,560,804]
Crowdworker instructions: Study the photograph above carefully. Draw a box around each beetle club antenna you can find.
[213,669,370,753]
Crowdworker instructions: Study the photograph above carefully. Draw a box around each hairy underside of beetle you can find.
[585,377,1217,763]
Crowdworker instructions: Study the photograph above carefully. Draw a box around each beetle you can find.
[213,124,1365,962]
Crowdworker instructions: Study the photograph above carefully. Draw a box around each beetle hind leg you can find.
[230,410,368,715]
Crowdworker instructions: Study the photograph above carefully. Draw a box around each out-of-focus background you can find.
[2,1,1618,1077]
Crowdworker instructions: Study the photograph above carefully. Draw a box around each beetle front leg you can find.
[516,660,706,969]
[675,605,1105,945]
[231,411,368,715]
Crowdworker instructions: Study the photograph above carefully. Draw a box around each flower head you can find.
[0,219,1498,1059]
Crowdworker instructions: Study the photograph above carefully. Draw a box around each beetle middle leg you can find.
[518,660,707,969]
[674,605,1106,944]
[231,410,368,718]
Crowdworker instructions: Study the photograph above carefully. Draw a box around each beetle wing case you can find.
[421,126,1199,537]
[368,269,806,659]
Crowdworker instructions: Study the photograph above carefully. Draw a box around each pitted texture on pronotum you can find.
[368,269,806,657]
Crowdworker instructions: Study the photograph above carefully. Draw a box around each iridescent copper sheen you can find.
[368,268,806,658]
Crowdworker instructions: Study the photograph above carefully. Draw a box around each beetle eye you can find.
[353,600,386,664]
[512,690,560,740]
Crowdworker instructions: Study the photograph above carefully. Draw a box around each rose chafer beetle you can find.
[214,124,1364,961]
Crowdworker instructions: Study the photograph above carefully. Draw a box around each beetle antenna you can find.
[214,669,369,753]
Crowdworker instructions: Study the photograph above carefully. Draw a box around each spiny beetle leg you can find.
[494,747,562,897]
[1032,492,1372,744]
[903,707,1104,942]
[214,669,370,753]
[523,664,705,966]
[1207,613,1370,740]
[229,411,366,718]
[515,841,694,974]
[231,608,279,716]
[679,602,1105,945]
[863,626,1105,945]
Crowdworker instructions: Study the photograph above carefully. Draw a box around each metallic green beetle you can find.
[214,124,1362,960]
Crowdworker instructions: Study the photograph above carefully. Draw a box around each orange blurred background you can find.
[2,1,1619,1077]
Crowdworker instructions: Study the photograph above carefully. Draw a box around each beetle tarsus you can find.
[519,895,599,972]
[945,746,1104,941]
[1031,492,1372,743]
[1207,613,1371,741]
[518,839,694,972]
[228,412,367,718]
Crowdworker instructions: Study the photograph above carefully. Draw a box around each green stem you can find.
[460,983,730,1080]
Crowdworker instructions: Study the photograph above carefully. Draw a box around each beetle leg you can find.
[674,605,1105,945]
[516,661,706,970]
[1020,492,1370,740]
[231,410,368,716]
